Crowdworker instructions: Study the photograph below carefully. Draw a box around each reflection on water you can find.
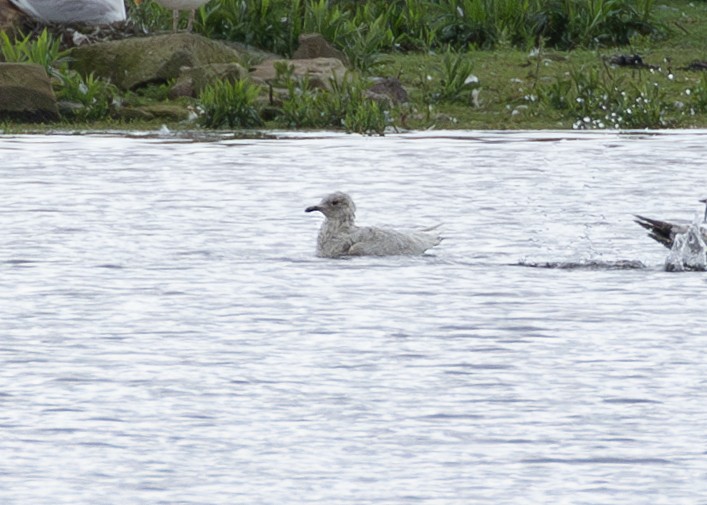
[2,130,707,504]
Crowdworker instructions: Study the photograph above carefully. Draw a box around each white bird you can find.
[9,0,126,24]
[136,0,210,32]
[305,192,442,258]
[634,198,707,249]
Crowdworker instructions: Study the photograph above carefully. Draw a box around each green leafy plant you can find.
[128,0,172,31]
[199,79,263,128]
[274,63,388,134]
[534,0,666,49]
[0,28,123,121]
[341,95,386,134]
[438,48,478,102]
[343,13,394,72]
[328,75,388,134]
[537,64,672,129]
[412,48,478,109]
[690,74,707,114]
[432,0,504,49]
[199,0,303,56]
[302,0,354,46]
[129,0,668,55]
[0,29,69,75]
[55,71,119,121]
[274,64,326,128]
[387,0,438,51]
[429,0,665,50]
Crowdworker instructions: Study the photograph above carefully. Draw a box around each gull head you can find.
[700,198,707,223]
[305,192,356,221]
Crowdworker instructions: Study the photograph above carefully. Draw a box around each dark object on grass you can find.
[679,61,707,72]
[366,77,409,105]
[606,54,657,69]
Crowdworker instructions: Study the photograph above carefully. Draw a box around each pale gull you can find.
[9,0,126,24]
[305,192,442,258]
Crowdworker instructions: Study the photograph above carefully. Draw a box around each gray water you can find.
[1,130,706,504]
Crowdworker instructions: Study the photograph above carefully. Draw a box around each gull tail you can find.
[418,223,443,246]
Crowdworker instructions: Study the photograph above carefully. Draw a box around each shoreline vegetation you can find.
[1,0,707,134]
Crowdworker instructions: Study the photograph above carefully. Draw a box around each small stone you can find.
[250,58,348,92]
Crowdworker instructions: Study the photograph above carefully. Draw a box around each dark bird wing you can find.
[634,215,688,249]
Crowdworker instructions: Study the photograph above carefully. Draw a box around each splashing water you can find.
[665,223,707,271]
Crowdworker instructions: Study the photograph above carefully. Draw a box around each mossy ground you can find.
[2,0,706,134]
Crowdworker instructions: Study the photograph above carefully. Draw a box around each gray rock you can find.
[366,77,409,105]
[0,63,59,122]
[292,33,349,67]
[115,103,192,122]
[250,58,348,91]
[70,33,243,90]
[169,62,247,98]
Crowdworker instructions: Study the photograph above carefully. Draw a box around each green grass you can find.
[366,0,707,130]
[375,49,707,130]
[199,78,263,128]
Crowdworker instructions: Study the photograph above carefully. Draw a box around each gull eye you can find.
[331,199,340,206]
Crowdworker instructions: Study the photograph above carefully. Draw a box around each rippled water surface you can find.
[2,130,707,504]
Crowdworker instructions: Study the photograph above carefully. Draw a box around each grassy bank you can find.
[1,0,707,133]
[382,47,707,130]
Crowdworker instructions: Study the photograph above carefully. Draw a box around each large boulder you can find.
[250,58,348,91]
[0,63,59,122]
[69,33,243,90]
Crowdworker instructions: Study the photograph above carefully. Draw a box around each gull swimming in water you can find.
[135,0,211,32]
[305,192,442,258]
[634,198,707,248]
[8,0,126,24]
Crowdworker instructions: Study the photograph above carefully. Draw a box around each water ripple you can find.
[1,131,707,504]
